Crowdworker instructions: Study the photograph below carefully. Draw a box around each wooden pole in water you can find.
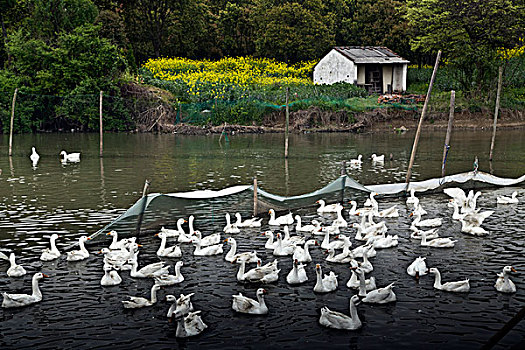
[135,179,150,241]
[99,91,103,157]
[481,305,525,350]
[284,87,289,158]
[489,66,503,161]
[253,177,258,216]
[405,50,441,187]
[441,90,455,177]
[8,88,18,157]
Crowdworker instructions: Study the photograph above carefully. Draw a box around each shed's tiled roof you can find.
[334,46,409,64]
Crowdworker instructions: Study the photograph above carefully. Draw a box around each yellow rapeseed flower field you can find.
[143,57,316,98]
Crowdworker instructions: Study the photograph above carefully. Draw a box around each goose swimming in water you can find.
[316,200,343,214]
[429,267,470,293]
[0,252,27,277]
[2,272,48,308]
[60,150,81,163]
[494,266,517,293]
[319,295,362,331]
[232,288,268,315]
[122,284,161,309]
[40,234,61,261]
[497,191,519,205]
[313,264,338,293]
[175,311,208,337]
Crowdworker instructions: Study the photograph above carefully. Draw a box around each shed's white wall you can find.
[313,50,356,85]
[392,64,408,92]
[357,65,366,85]
[382,66,393,93]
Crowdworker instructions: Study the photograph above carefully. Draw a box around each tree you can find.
[406,0,525,93]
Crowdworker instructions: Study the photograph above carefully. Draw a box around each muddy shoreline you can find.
[159,107,524,135]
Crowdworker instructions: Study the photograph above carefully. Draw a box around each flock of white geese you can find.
[29,147,80,167]
[0,184,521,336]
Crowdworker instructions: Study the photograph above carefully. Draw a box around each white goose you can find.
[347,268,376,290]
[0,252,27,277]
[30,147,40,166]
[177,219,194,243]
[319,295,362,331]
[100,265,122,286]
[2,272,48,308]
[444,188,469,213]
[292,239,317,263]
[234,213,263,227]
[295,215,319,233]
[332,206,348,228]
[407,256,428,279]
[313,264,338,293]
[175,311,208,337]
[355,268,396,304]
[235,258,280,283]
[321,230,344,250]
[359,247,374,273]
[460,220,489,236]
[268,209,294,226]
[349,154,363,166]
[286,259,308,285]
[413,203,427,216]
[60,150,81,163]
[224,213,240,234]
[159,226,180,238]
[272,233,295,256]
[224,237,258,263]
[193,230,221,247]
[429,267,470,292]
[40,234,61,261]
[371,153,385,163]
[348,200,372,216]
[316,200,343,214]
[410,227,439,240]
[410,211,442,228]
[497,191,519,205]
[232,288,268,314]
[366,233,398,249]
[106,230,129,250]
[282,225,305,246]
[262,231,278,250]
[122,284,161,308]
[167,293,194,319]
[155,231,182,258]
[420,230,456,248]
[128,258,168,278]
[66,236,91,261]
[352,243,377,258]
[154,261,185,286]
[326,248,355,264]
[406,189,418,206]
[192,238,223,256]
[495,266,517,293]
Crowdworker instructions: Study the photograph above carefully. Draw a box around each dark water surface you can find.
[0,130,524,349]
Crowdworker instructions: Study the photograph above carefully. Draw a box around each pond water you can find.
[0,130,524,349]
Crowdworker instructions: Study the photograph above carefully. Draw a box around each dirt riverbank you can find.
[156,107,525,135]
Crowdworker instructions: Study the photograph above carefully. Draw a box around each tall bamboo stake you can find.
[8,88,18,157]
[441,90,455,177]
[489,66,503,161]
[99,91,103,157]
[253,177,258,216]
[284,87,289,158]
[405,50,441,187]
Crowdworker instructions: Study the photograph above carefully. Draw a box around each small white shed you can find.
[313,46,409,94]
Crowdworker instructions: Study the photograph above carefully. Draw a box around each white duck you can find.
[497,191,519,205]
[429,267,470,292]
[295,215,319,233]
[155,231,182,258]
[66,236,91,261]
[235,213,263,227]
[224,237,258,263]
[193,230,221,247]
[0,252,27,277]
[40,234,61,261]
[2,272,48,308]
[321,230,344,250]
[122,284,161,308]
[128,258,168,278]
[293,239,317,263]
[154,261,185,286]
[100,265,122,286]
[355,268,396,304]
[410,211,442,228]
[30,147,40,166]
[407,256,428,279]
[262,231,278,250]
[316,200,343,214]
[192,238,223,256]
[60,150,81,163]
[313,264,338,293]
[346,268,376,290]
[223,213,240,234]
[371,153,385,163]
[494,266,517,293]
[410,227,439,240]
[268,209,293,226]
[175,311,208,337]
[232,288,268,314]
[319,295,362,331]
[286,259,308,285]
[349,154,363,166]
[420,230,456,248]
[167,293,194,319]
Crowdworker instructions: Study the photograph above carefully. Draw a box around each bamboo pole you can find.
[8,88,18,157]
[135,179,151,240]
[441,90,455,177]
[405,50,441,187]
[489,66,503,161]
[99,91,103,157]
[284,87,289,158]
[253,177,258,216]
